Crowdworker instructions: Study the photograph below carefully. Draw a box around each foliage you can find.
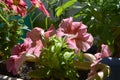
[0,2,26,59]
[0,0,112,80]
[29,35,83,80]
[73,0,120,56]
[43,0,120,57]
[56,0,77,17]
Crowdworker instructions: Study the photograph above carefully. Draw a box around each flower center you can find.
[65,34,76,39]
[13,0,20,5]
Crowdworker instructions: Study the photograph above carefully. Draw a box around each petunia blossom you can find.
[26,26,56,56]
[5,0,27,17]
[88,44,111,78]
[7,38,33,75]
[26,27,44,57]
[57,17,93,52]
[11,38,32,55]
[6,54,26,75]
[44,25,56,39]
[30,0,50,17]
[91,44,112,67]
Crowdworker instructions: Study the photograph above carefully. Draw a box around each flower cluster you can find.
[1,0,50,17]
[0,0,111,79]
[88,44,111,77]
[6,17,111,79]
[7,17,93,74]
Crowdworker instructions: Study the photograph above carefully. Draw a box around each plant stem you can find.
[30,18,33,29]
[45,17,48,30]
[32,12,42,22]
[0,14,10,26]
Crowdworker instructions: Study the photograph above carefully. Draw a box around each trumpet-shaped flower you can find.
[5,0,27,17]
[7,26,56,75]
[44,25,56,39]
[57,17,93,52]
[26,26,55,56]
[7,38,33,75]
[91,44,112,67]
[30,0,50,17]
[26,27,44,57]
[88,44,111,77]
[6,54,26,75]
[11,38,32,55]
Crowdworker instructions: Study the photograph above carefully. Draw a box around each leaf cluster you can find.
[29,35,83,80]
[0,3,28,59]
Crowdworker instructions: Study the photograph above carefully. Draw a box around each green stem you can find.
[29,16,33,29]
[0,14,10,26]
[32,12,42,22]
[45,17,48,30]
[29,12,42,29]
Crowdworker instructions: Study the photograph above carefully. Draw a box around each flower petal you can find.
[101,44,111,57]
[30,0,50,17]
[44,25,55,39]
[6,54,26,75]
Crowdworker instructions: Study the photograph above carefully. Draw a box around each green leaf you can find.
[51,45,55,52]
[56,0,77,17]
[64,51,74,60]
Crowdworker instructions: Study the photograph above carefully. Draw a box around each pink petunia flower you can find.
[57,17,93,52]
[30,0,50,17]
[7,38,33,75]
[6,26,56,75]
[26,27,44,57]
[5,0,27,17]
[26,26,56,56]
[91,44,112,67]
[6,54,26,75]
[11,38,32,55]
[88,44,111,78]
[44,25,56,39]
